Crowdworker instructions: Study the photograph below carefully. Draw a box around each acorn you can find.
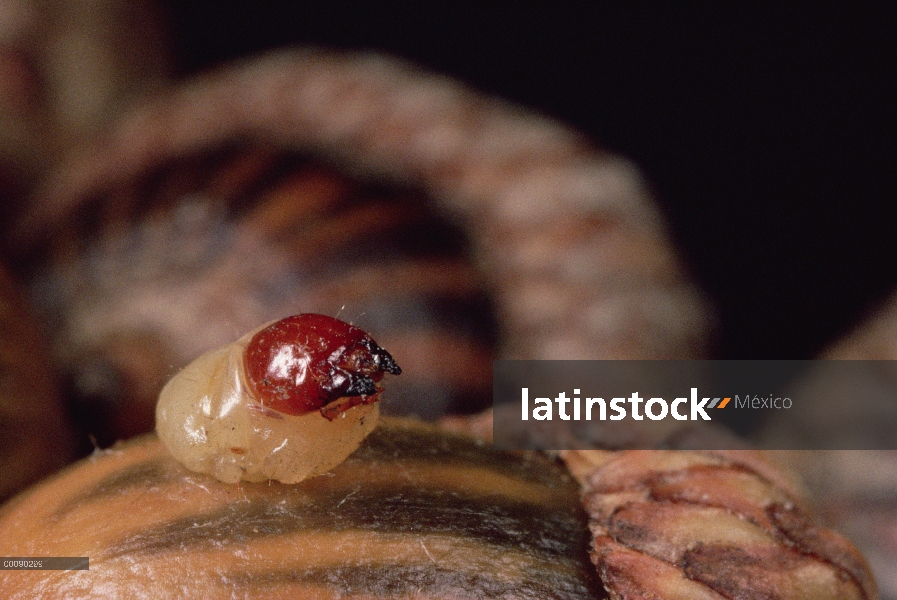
[0,418,604,599]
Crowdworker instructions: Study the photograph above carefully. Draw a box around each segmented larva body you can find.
[156,314,400,484]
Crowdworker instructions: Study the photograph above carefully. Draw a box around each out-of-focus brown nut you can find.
[9,49,710,447]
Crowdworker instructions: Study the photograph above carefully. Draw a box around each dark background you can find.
[161,2,896,359]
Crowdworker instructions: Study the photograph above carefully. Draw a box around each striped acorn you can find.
[0,418,604,599]
[0,411,878,599]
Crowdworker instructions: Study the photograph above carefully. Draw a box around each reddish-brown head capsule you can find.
[244,314,400,419]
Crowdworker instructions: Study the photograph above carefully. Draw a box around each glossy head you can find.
[244,314,401,418]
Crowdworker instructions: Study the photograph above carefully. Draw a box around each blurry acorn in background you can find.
[7,48,710,449]
[11,138,498,447]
